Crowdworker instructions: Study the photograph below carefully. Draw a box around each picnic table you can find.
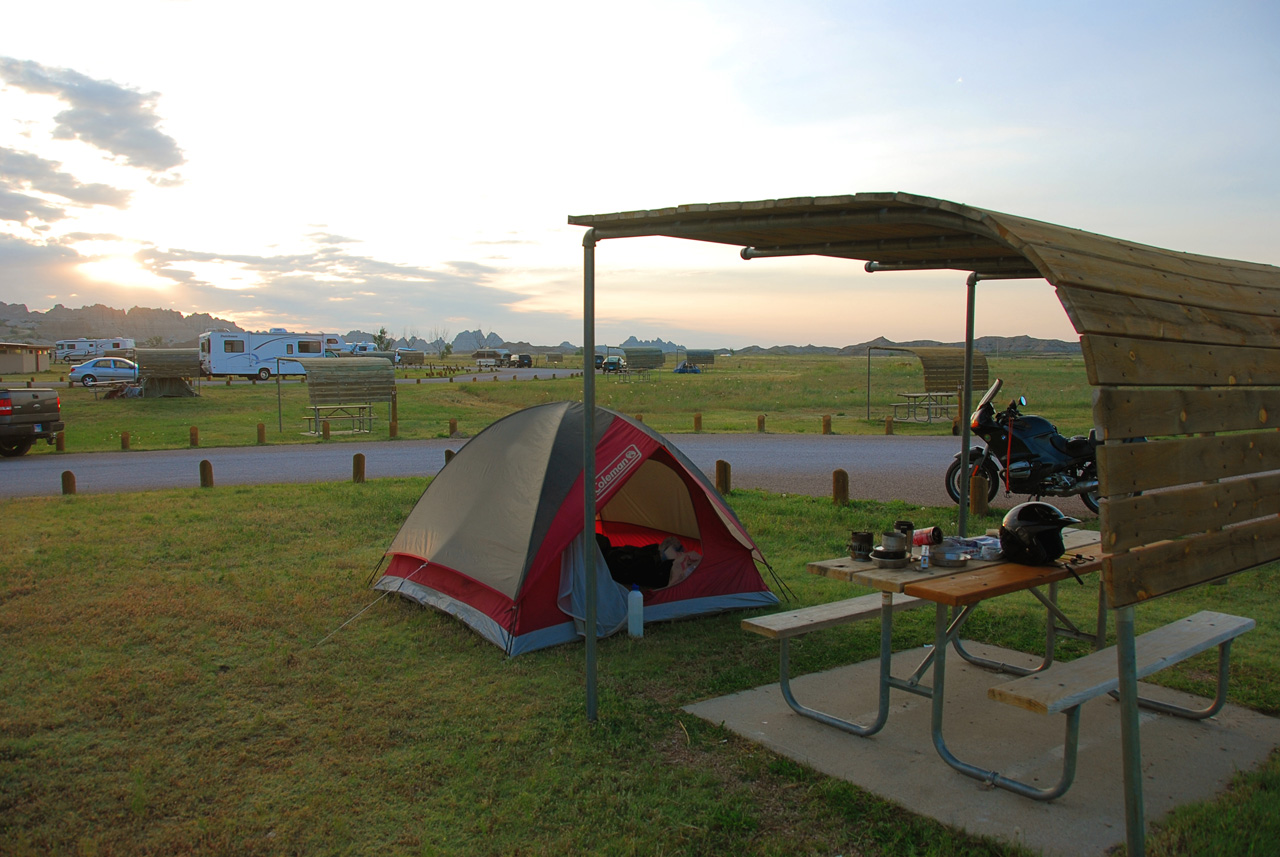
[891,390,956,423]
[791,529,1109,797]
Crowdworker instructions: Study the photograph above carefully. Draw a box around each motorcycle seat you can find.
[1052,434,1093,457]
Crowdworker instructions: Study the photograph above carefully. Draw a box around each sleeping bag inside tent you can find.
[373,401,779,655]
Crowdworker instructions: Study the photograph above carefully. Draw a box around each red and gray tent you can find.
[373,401,778,655]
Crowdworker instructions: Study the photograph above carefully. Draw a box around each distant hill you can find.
[0,302,242,347]
[738,335,1080,356]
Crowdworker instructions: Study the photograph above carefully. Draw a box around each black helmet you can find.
[999,502,1080,566]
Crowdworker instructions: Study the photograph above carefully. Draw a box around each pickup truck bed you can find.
[0,388,64,457]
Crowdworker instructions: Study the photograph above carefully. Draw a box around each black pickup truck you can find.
[0,387,64,457]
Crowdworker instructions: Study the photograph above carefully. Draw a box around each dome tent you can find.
[373,401,778,655]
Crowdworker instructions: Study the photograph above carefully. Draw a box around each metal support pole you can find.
[958,274,977,536]
[583,230,599,723]
[1117,605,1145,855]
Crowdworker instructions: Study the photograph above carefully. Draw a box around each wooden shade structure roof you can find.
[572,192,1280,852]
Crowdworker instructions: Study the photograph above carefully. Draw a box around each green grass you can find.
[16,354,1097,454]
[2,482,1277,856]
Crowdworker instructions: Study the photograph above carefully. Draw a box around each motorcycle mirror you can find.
[1018,395,1027,406]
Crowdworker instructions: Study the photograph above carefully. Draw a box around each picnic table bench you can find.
[304,403,374,434]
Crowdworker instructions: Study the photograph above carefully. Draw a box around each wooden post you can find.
[55,431,65,452]
[389,420,398,438]
[189,426,199,447]
[322,420,331,440]
[353,453,366,483]
[199,459,214,488]
[449,418,458,436]
[693,413,702,432]
[757,415,766,432]
[121,431,130,451]
[391,393,398,424]
[257,423,266,444]
[969,470,989,516]
[833,469,849,505]
[822,414,832,435]
[884,416,894,435]
[715,459,731,494]
[225,377,231,386]
[635,414,643,423]
[61,470,76,495]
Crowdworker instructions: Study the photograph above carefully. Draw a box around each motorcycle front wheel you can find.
[1081,463,1101,514]
[945,459,1000,505]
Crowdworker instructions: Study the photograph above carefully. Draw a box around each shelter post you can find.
[957,274,977,535]
[582,229,599,722]
[1116,606,1146,855]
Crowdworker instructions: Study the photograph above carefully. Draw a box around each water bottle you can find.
[628,584,644,638]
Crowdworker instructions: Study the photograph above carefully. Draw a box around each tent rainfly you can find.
[373,401,778,655]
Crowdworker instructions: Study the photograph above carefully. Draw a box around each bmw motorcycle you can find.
[945,378,1101,513]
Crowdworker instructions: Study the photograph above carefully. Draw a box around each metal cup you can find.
[848,531,873,560]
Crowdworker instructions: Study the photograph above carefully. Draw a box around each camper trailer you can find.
[199,330,346,379]
[53,338,136,363]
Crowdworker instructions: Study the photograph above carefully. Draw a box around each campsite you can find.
[3,354,1279,855]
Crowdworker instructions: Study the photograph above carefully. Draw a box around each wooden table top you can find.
[806,529,1102,598]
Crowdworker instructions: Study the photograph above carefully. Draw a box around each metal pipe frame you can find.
[583,230,598,722]
[929,604,1082,800]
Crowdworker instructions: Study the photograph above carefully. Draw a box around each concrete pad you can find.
[684,642,1280,857]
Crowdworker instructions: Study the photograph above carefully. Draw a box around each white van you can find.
[199,330,346,379]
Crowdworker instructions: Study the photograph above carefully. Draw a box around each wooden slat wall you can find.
[298,358,395,406]
[1001,212,1280,609]
[904,347,989,394]
[135,348,202,378]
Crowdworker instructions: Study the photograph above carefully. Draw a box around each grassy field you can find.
[2,480,1278,856]
[12,354,1097,455]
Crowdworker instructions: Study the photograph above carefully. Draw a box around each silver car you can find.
[68,357,140,387]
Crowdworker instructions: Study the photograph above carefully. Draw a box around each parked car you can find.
[515,353,533,368]
[0,388,64,457]
[68,357,140,387]
[602,355,627,373]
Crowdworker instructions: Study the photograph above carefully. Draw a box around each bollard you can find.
[389,420,398,438]
[693,413,702,432]
[322,420,331,440]
[970,471,990,517]
[833,468,849,506]
[715,459,732,494]
[56,431,65,452]
[884,416,894,435]
[416,378,421,384]
[449,418,458,436]
[391,394,398,424]
[822,414,832,435]
[199,459,214,488]
[444,449,456,464]
[189,425,200,447]
[952,415,962,436]
[225,377,231,386]
[26,380,32,388]
[257,422,266,444]
[635,414,643,423]
[61,470,76,495]
[512,374,517,381]
[353,453,366,483]
[757,414,766,433]
[121,431,130,451]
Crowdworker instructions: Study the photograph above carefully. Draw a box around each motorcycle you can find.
[945,378,1101,513]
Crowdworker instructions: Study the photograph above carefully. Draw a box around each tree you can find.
[372,326,393,351]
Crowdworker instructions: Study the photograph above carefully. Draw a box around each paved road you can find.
[0,433,1093,516]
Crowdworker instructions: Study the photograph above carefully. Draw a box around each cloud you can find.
[0,147,132,222]
[0,57,185,175]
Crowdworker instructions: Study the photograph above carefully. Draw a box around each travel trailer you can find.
[53,338,136,363]
[199,330,346,379]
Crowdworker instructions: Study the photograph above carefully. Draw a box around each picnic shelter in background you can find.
[570,191,1280,855]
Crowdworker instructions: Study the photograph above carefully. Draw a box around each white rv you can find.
[54,338,136,363]
[199,330,346,379]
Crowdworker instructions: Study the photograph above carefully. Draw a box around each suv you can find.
[602,355,627,373]
[515,354,533,368]
[0,388,64,457]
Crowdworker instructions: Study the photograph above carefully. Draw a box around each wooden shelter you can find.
[868,345,989,422]
[297,357,395,433]
[570,192,1280,854]
[135,348,202,398]
[622,346,665,369]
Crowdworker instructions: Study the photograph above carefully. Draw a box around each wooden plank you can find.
[741,593,922,640]
[1103,515,1280,608]
[988,611,1255,715]
[1097,431,1280,494]
[1102,472,1280,553]
[903,554,1102,607]
[1093,387,1280,439]
[1083,335,1280,387]
[1059,287,1280,347]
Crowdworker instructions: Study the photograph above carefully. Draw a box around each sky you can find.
[1,0,1277,349]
